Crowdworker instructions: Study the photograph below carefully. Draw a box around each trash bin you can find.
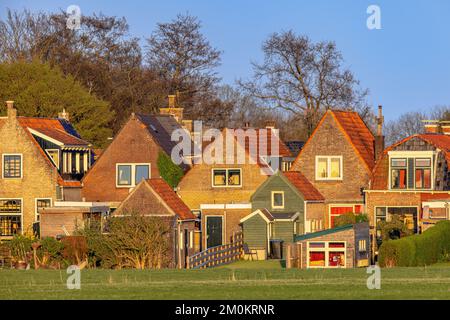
[270,239,284,259]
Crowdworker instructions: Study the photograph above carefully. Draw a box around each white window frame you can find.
[0,198,23,236]
[306,241,347,268]
[271,191,285,209]
[315,156,343,181]
[35,198,52,222]
[211,168,242,188]
[45,149,60,168]
[116,163,151,188]
[2,154,23,179]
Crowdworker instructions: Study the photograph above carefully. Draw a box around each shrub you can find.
[379,221,450,267]
[157,151,184,188]
[334,212,369,227]
[8,234,33,263]
[36,237,65,267]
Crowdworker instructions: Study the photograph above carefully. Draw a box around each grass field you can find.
[1,260,450,299]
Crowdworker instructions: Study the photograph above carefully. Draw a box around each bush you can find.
[379,221,450,267]
[8,235,34,263]
[157,151,184,188]
[334,212,369,227]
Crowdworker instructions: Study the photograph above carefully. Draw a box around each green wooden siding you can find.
[251,174,305,231]
[242,214,267,249]
[272,221,294,243]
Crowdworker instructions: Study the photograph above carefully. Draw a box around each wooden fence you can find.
[187,232,243,269]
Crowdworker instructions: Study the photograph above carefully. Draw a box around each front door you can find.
[206,216,223,249]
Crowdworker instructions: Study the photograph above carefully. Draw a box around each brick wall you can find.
[0,115,57,236]
[291,113,370,203]
[82,117,162,203]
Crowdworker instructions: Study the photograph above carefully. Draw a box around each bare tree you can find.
[145,13,222,119]
[239,31,369,135]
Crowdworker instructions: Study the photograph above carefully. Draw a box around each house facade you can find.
[81,108,188,208]
[291,110,377,229]
[177,127,292,250]
[0,101,92,238]
[113,178,197,268]
[366,127,450,258]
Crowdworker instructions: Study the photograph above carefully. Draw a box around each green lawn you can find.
[1,260,450,299]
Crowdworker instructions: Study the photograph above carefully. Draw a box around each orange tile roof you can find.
[331,110,376,171]
[370,133,450,190]
[284,171,325,201]
[147,178,196,220]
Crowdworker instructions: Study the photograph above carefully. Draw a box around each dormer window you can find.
[389,152,434,190]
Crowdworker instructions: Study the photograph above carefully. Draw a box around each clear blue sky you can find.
[2,0,450,121]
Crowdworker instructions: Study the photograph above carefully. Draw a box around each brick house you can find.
[365,126,450,258]
[81,101,189,208]
[113,178,197,268]
[177,126,292,250]
[0,101,93,238]
[291,109,378,229]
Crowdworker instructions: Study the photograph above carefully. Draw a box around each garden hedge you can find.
[379,221,450,267]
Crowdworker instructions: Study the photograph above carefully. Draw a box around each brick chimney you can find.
[423,120,441,134]
[265,120,276,129]
[374,105,385,160]
[58,108,70,121]
[160,94,184,123]
[6,101,17,119]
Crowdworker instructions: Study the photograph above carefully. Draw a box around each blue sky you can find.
[2,0,450,121]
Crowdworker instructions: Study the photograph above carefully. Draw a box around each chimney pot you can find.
[265,120,276,129]
[58,108,70,121]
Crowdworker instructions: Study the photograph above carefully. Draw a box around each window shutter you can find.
[408,158,414,189]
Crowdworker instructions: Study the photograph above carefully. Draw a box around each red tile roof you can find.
[284,171,325,201]
[370,133,450,190]
[147,178,196,220]
[331,110,376,171]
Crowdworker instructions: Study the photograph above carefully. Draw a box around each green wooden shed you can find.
[240,208,301,259]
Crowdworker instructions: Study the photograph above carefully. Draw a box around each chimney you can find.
[374,105,385,160]
[159,95,183,123]
[265,120,276,129]
[58,108,70,121]
[168,95,176,108]
[244,121,250,128]
[441,122,450,135]
[423,120,441,134]
[6,101,17,119]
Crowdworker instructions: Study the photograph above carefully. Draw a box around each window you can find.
[2,154,22,179]
[45,149,59,167]
[117,165,132,186]
[271,191,284,209]
[0,199,22,236]
[415,158,431,189]
[391,158,407,189]
[35,198,52,222]
[212,169,242,187]
[116,164,150,187]
[315,156,342,180]
[358,240,367,252]
[307,241,346,268]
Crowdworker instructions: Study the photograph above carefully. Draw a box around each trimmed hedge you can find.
[379,221,450,267]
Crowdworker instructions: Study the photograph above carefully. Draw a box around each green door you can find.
[206,217,223,248]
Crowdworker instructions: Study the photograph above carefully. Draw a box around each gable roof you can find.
[370,133,450,190]
[293,110,375,172]
[147,178,196,220]
[283,171,325,201]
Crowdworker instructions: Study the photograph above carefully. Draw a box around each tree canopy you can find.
[0,60,113,147]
